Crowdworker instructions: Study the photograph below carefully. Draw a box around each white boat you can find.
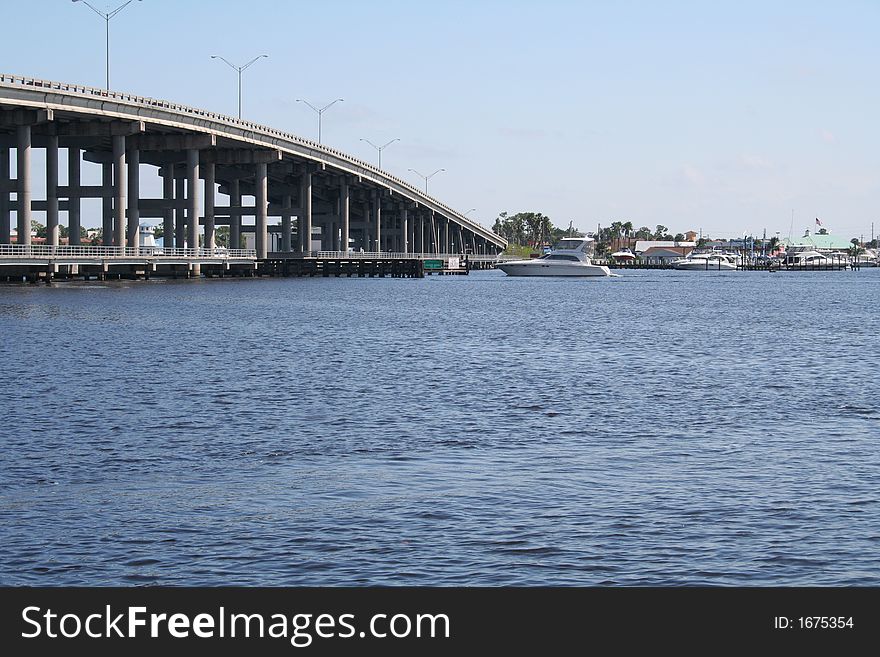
[610,248,636,261]
[783,248,839,267]
[497,237,611,277]
[672,251,738,270]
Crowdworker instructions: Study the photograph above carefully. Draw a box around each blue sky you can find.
[3,0,879,239]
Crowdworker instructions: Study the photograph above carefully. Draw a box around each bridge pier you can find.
[186,149,201,274]
[127,146,139,248]
[255,161,268,260]
[340,178,349,253]
[16,125,31,246]
[162,165,174,249]
[301,170,312,253]
[373,191,381,252]
[400,204,408,254]
[46,135,59,247]
[204,162,215,250]
[229,178,241,250]
[112,135,127,250]
[281,194,292,252]
[0,147,8,243]
[68,147,81,245]
[175,170,185,248]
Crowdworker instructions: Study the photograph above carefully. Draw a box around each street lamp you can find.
[72,0,143,90]
[408,168,445,194]
[296,98,344,144]
[463,208,476,217]
[211,54,269,120]
[360,138,399,169]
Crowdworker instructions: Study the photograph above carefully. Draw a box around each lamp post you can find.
[296,98,344,144]
[360,138,399,169]
[72,0,143,90]
[463,208,476,217]
[408,168,445,194]
[211,54,268,119]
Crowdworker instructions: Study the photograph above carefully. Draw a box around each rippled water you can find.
[1,268,878,585]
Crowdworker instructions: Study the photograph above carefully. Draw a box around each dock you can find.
[0,246,477,282]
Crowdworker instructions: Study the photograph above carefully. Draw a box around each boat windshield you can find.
[555,239,586,251]
[542,254,580,261]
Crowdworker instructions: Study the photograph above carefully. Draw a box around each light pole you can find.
[72,0,143,90]
[360,138,399,169]
[408,168,445,194]
[463,208,476,217]
[211,54,268,120]
[296,98,344,144]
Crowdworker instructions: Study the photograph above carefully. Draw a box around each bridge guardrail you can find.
[0,245,256,259]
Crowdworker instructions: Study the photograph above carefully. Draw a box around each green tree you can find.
[622,221,633,245]
[673,233,685,243]
[849,238,864,258]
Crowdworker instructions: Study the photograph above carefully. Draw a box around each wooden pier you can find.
[256,252,471,278]
[258,257,425,278]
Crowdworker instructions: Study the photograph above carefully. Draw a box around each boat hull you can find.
[673,261,736,271]
[497,262,611,277]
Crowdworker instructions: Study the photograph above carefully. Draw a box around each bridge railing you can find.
[0,244,256,259]
[0,73,505,246]
[269,251,508,262]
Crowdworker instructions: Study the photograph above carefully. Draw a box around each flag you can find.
[815,217,822,226]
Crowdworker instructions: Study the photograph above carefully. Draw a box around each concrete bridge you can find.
[0,73,506,277]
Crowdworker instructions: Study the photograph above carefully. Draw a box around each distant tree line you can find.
[492,212,583,248]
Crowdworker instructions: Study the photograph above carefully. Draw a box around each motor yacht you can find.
[672,251,738,270]
[497,237,611,277]
[610,248,636,262]
[783,248,839,267]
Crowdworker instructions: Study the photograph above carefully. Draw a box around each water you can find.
[1,269,878,586]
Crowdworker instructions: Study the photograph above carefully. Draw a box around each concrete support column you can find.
[281,194,292,252]
[127,147,139,249]
[255,162,268,259]
[175,172,186,248]
[373,193,382,252]
[362,201,370,250]
[46,136,59,247]
[112,135,126,250]
[327,222,334,253]
[102,163,113,245]
[340,178,349,253]
[429,211,437,254]
[442,217,449,255]
[68,148,81,245]
[204,162,215,250]
[162,166,174,248]
[186,149,200,254]
[0,148,9,244]
[302,171,312,253]
[16,126,32,246]
[229,179,241,250]
[401,204,408,254]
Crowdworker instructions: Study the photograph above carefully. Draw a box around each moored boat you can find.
[497,237,611,277]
